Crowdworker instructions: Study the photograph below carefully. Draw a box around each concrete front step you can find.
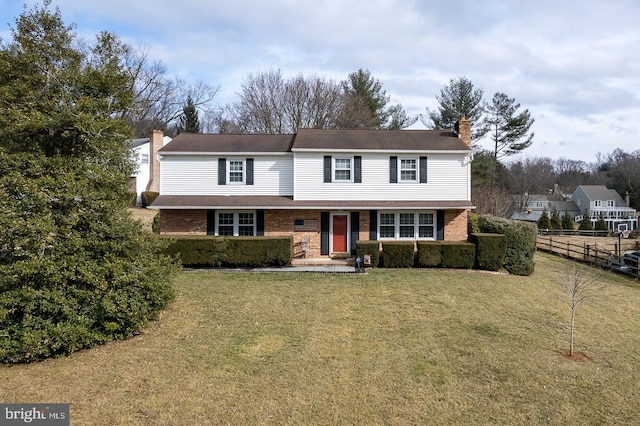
[291,257,355,267]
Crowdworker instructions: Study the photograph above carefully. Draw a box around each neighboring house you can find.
[150,119,475,258]
[129,130,172,204]
[571,185,637,232]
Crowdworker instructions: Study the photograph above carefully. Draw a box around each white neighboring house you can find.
[149,119,475,259]
[130,130,172,204]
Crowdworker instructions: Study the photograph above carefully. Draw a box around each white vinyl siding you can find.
[293,152,469,201]
[160,155,293,195]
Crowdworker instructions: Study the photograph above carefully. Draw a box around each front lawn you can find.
[2,252,639,425]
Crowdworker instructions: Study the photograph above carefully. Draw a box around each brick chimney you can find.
[455,117,471,147]
[145,129,163,192]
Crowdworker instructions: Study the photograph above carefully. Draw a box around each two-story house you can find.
[571,185,637,232]
[150,119,474,258]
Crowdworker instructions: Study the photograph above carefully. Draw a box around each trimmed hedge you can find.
[469,233,507,271]
[476,215,537,276]
[161,236,292,267]
[224,237,291,267]
[417,241,475,269]
[356,240,380,267]
[161,236,227,267]
[381,242,415,268]
[141,191,159,208]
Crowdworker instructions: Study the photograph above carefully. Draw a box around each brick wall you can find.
[160,209,207,234]
[444,209,468,241]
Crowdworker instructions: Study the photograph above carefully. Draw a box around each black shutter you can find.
[419,156,427,183]
[207,210,216,235]
[324,156,332,183]
[354,156,362,183]
[437,210,445,240]
[321,212,330,255]
[350,211,360,255]
[369,210,378,240]
[218,158,226,185]
[256,209,264,236]
[389,156,397,183]
[246,158,254,185]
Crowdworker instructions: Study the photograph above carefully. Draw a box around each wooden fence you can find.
[536,236,639,278]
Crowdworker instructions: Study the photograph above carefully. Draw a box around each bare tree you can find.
[556,262,606,357]
[124,45,219,136]
[472,185,516,217]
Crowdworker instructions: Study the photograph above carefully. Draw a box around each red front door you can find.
[332,215,348,252]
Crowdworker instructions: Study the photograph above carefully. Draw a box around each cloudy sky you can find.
[2,0,640,163]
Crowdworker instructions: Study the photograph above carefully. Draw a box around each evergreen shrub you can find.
[469,233,507,271]
[381,242,415,268]
[476,215,537,276]
[356,241,380,267]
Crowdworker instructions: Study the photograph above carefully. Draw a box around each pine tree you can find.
[537,209,551,230]
[550,208,562,230]
[0,2,177,362]
[561,211,574,231]
[595,212,609,231]
[579,210,593,230]
[178,95,201,133]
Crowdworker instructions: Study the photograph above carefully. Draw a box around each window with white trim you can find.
[216,211,255,236]
[378,211,436,240]
[606,200,615,207]
[228,159,245,184]
[594,200,602,207]
[141,154,149,164]
[334,157,352,182]
[399,158,417,182]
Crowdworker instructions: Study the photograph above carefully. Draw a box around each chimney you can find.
[145,129,164,193]
[625,191,630,206]
[455,117,471,147]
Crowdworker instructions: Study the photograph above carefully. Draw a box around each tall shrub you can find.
[477,215,537,276]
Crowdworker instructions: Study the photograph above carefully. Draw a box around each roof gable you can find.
[576,185,625,204]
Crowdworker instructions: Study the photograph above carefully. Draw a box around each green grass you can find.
[2,252,640,425]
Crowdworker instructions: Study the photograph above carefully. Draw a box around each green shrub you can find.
[381,242,415,268]
[441,241,475,269]
[161,236,292,268]
[477,215,537,276]
[356,241,380,267]
[470,233,507,271]
[127,192,137,207]
[417,241,475,269]
[162,236,227,267]
[224,237,291,267]
[141,191,159,208]
[151,212,160,234]
[416,241,442,267]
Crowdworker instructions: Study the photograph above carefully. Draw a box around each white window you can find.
[333,157,352,182]
[228,159,245,184]
[216,211,255,236]
[606,200,615,207]
[141,154,149,164]
[594,200,602,207]
[378,211,436,240]
[399,158,417,182]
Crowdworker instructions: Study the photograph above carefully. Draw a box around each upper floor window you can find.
[334,158,352,182]
[606,200,615,207]
[594,200,602,207]
[141,154,149,164]
[400,158,417,182]
[228,159,245,184]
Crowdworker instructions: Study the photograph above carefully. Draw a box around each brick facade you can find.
[159,208,468,256]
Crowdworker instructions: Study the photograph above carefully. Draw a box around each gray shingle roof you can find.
[293,128,470,151]
[577,185,625,204]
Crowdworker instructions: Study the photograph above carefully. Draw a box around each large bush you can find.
[0,5,178,363]
[356,241,380,267]
[381,242,415,268]
[417,241,475,269]
[476,215,537,276]
[469,233,507,271]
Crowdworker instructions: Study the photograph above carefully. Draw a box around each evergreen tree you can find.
[595,212,609,231]
[178,95,201,133]
[550,208,562,230]
[578,209,593,230]
[0,1,177,362]
[484,92,535,187]
[537,209,551,230]
[424,76,487,140]
[561,211,574,231]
